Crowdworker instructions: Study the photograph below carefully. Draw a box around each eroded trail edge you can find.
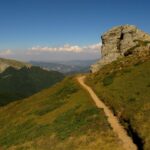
[77,76,137,150]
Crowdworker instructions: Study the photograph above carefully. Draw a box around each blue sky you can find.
[0,0,150,61]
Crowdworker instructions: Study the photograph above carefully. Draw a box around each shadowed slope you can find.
[0,66,64,106]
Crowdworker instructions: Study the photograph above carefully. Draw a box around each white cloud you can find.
[84,43,102,52]
[0,49,13,56]
[29,43,101,54]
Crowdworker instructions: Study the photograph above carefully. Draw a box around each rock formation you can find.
[91,25,150,73]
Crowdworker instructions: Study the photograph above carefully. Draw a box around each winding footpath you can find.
[77,76,137,150]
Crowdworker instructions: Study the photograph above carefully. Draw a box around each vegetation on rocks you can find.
[91,25,150,73]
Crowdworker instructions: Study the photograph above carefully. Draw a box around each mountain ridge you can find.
[30,59,97,74]
[0,58,31,73]
[0,65,64,106]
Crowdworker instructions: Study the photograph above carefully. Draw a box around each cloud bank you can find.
[0,43,101,61]
[29,43,101,54]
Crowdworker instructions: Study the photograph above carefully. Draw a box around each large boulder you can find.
[91,25,150,73]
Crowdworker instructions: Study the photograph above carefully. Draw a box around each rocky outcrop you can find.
[91,25,150,73]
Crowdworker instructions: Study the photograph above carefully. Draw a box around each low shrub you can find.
[103,73,115,86]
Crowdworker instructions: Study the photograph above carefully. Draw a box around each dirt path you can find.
[77,76,137,150]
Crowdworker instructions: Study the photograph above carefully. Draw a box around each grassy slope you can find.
[87,53,150,150]
[0,66,64,106]
[0,77,122,150]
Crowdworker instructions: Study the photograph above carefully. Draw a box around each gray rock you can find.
[91,25,150,73]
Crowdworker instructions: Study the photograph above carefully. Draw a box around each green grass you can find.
[87,52,150,150]
[102,73,115,86]
[0,119,51,147]
[0,77,122,150]
[34,79,78,116]
[51,106,109,140]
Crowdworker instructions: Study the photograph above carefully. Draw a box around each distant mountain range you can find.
[0,58,97,106]
[0,58,64,106]
[0,58,31,73]
[0,57,98,74]
[30,59,98,74]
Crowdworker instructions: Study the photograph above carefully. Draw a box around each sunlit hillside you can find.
[0,77,123,150]
[87,52,150,150]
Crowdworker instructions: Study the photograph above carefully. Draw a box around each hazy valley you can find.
[30,59,98,74]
